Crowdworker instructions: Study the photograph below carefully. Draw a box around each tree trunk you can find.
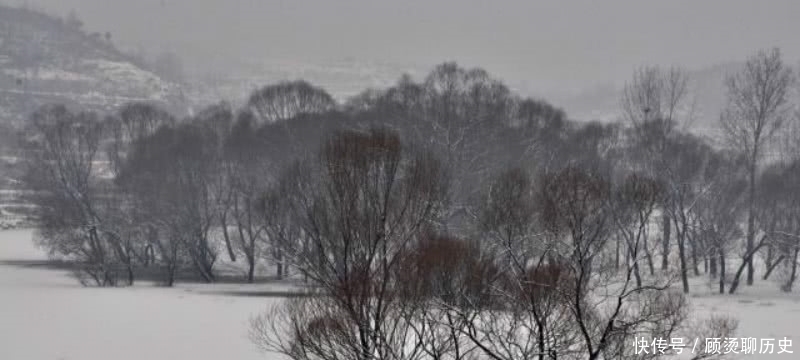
[710,255,717,278]
[678,246,689,293]
[729,256,751,294]
[127,264,134,286]
[247,253,256,283]
[194,259,215,283]
[643,226,655,275]
[159,240,181,287]
[765,243,774,276]
[275,246,284,280]
[690,234,700,276]
[191,235,216,283]
[166,258,176,287]
[784,246,800,292]
[763,256,784,280]
[729,261,747,294]
[220,214,237,262]
[234,210,255,283]
[662,213,671,270]
[246,233,256,283]
[730,236,767,294]
[627,239,643,287]
[746,158,756,286]
[677,230,689,293]
[719,251,725,294]
[143,244,153,267]
[167,267,175,287]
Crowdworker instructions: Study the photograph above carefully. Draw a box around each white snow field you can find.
[0,229,282,360]
[1,228,799,360]
[684,282,800,359]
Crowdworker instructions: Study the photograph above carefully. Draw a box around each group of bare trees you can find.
[614,48,800,296]
[249,126,739,360]
[24,50,800,359]
[23,81,338,286]
[242,62,762,360]
[246,52,800,359]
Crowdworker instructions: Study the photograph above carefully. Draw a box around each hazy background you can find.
[8,0,800,98]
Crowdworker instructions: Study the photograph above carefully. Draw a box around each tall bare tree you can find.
[694,152,747,294]
[621,66,693,273]
[720,48,795,286]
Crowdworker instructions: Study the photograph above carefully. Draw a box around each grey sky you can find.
[13,0,800,95]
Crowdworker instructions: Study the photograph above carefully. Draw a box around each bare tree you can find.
[755,162,800,291]
[510,97,569,176]
[107,102,175,177]
[661,134,717,293]
[252,128,448,360]
[418,63,516,234]
[24,105,125,286]
[621,66,693,273]
[538,165,686,360]
[247,80,336,123]
[119,120,221,284]
[720,48,795,286]
[694,153,747,293]
[472,167,576,359]
[223,112,270,281]
[621,66,692,130]
[610,173,662,287]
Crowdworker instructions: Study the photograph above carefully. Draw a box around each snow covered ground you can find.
[1,228,798,359]
[682,279,800,359]
[0,229,282,360]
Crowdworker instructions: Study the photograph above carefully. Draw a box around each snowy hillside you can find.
[0,5,187,124]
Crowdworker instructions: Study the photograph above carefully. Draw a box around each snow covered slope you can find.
[0,5,187,125]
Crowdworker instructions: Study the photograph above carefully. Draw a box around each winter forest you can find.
[3,2,800,360]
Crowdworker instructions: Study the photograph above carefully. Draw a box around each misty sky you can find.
[11,0,800,95]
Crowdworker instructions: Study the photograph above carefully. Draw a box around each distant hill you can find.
[0,5,187,125]
[187,57,429,108]
[0,5,191,226]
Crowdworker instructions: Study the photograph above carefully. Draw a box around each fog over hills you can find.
[11,0,800,102]
[4,0,800,134]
